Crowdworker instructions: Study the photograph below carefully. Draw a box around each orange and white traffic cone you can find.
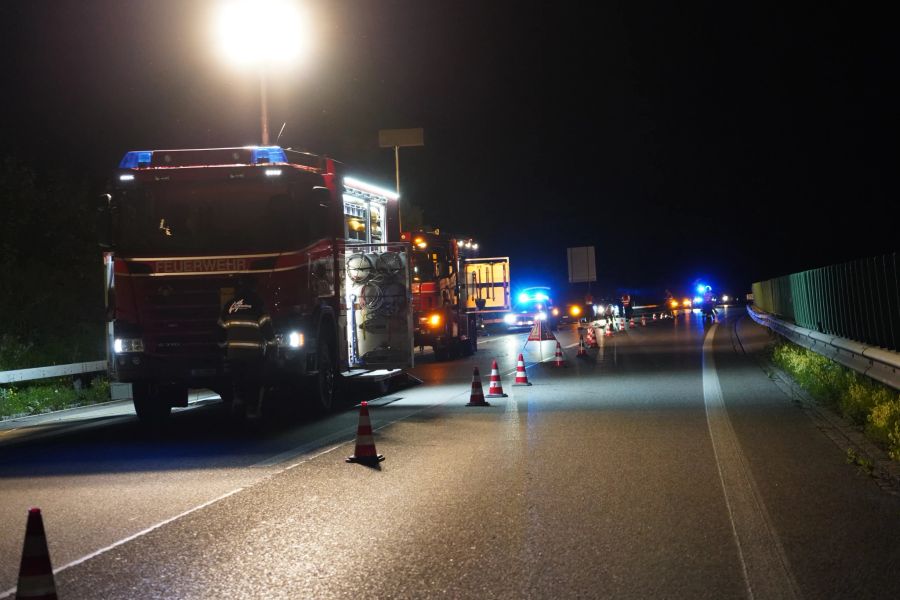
[653,313,658,320]
[629,317,635,329]
[466,366,491,406]
[553,341,566,367]
[585,326,596,348]
[577,334,588,357]
[346,401,384,466]
[605,324,613,337]
[16,508,57,600]
[513,354,532,386]
[486,359,508,397]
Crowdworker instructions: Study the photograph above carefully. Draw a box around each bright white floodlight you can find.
[215,0,312,67]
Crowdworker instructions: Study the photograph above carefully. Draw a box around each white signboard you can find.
[378,128,424,148]
[567,246,596,283]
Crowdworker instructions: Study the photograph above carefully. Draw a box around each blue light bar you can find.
[118,151,152,169]
[118,147,287,169]
[251,146,287,164]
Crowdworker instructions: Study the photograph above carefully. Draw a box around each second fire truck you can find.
[401,230,511,360]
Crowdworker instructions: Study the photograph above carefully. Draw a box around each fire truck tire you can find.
[132,383,176,424]
[461,338,476,357]
[308,337,336,414]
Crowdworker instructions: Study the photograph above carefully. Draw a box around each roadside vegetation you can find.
[770,340,900,461]
[0,158,109,420]
[0,377,110,420]
[0,157,106,372]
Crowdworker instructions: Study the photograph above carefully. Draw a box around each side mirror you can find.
[311,186,331,208]
[97,193,113,248]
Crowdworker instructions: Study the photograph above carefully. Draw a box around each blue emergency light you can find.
[250,146,287,164]
[118,151,152,169]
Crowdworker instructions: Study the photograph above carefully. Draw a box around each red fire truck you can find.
[98,146,414,423]
[401,230,478,360]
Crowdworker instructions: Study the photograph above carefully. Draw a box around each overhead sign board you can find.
[378,128,424,148]
[567,246,596,283]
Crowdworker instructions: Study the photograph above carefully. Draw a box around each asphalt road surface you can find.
[2,307,899,599]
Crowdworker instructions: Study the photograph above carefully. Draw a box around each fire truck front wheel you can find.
[132,382,182,424]
[307,338,337,414]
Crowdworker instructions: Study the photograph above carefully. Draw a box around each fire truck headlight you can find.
[428,313,442,327]
[503,313,517,325]
[535,312,547,321]
[113,338,144,354]
[551,307,560,317]
[265,168,283,177]
[288,331,304,348]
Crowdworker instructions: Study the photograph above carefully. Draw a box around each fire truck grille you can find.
[139,281,225,357]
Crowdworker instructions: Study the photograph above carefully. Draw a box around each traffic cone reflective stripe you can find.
[486,360,508,397]
[467,366,491,406]
[513,354,532,386]
[17,508,57,600]
[554,341,566,367]
[346,401,385,465]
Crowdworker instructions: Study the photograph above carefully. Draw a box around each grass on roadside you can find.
[0,377,111,420]
[770,340,900,461]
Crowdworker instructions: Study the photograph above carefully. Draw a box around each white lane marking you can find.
[0,488,247,599]
[702,324,801,600]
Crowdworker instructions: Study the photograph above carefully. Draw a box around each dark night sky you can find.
[1,1,896,302]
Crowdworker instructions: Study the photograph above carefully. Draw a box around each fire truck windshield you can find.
[411,252,438,282]
[114,181,318,254]
[411,250,451,282]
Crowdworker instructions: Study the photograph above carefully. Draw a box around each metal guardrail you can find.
[752,252,898,352]
[0,361,107,385]
[748,304,900,390]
